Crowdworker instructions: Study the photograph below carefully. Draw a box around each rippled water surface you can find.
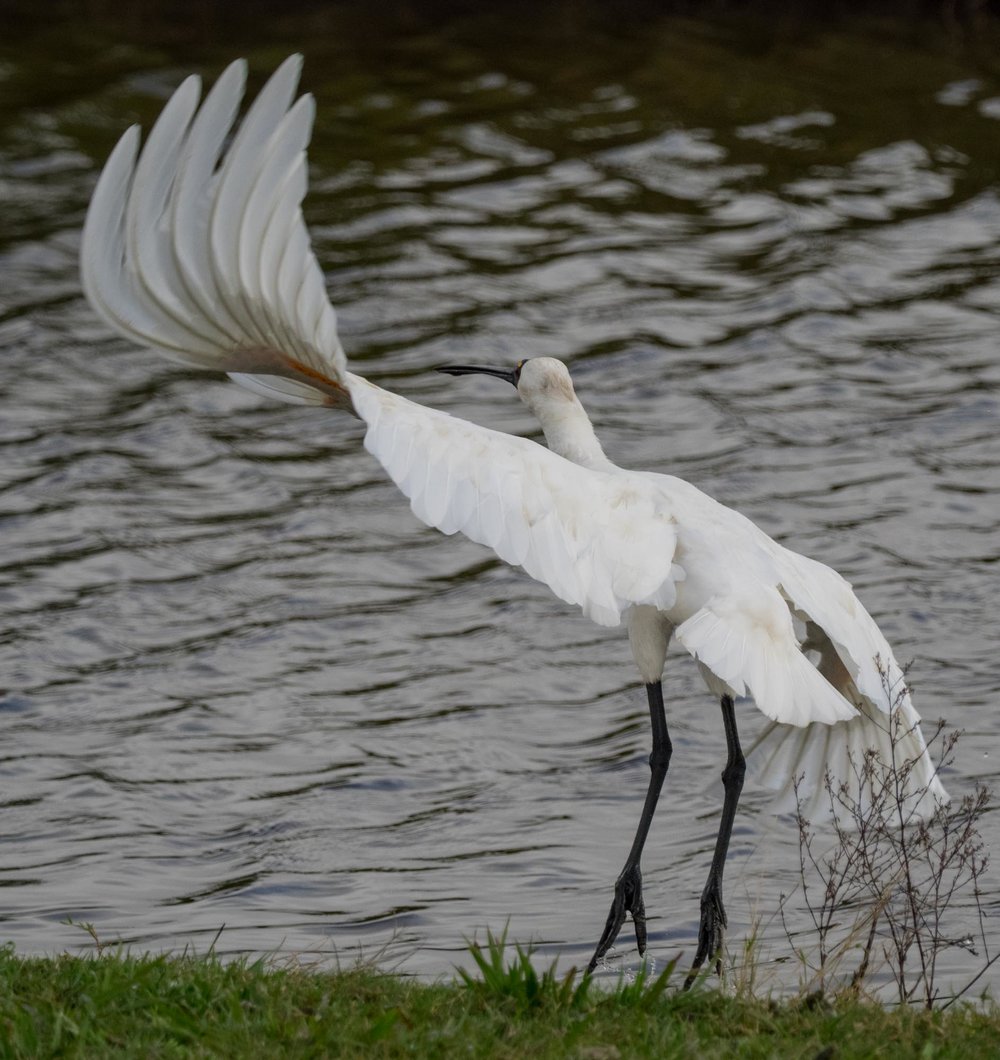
[2,6,999,994]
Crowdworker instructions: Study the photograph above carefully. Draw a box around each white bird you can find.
[80,55,949,978]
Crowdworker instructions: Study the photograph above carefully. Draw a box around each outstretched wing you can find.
[747,545,948,822]
[80,55,351,408]
[347,376,683,627]
[81,56,683,629]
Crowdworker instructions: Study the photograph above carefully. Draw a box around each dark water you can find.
[2,5,999,995]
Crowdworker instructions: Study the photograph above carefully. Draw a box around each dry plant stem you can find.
[787,662,994,1010]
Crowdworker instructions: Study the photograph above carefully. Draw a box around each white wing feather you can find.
[347,376,682,628]
[676,587,857,726]
[774,549,907,714]
[80,55,347,404]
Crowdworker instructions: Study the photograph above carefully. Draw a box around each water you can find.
[1,6,999,996]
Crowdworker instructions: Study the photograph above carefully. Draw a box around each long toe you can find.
[632,882,648,956]
[684,890,727,988]
[587,863,646,973]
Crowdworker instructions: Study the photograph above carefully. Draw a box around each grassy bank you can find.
[1,942,997,1059]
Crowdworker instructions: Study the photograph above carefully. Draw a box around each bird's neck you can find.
[535,398,614,471]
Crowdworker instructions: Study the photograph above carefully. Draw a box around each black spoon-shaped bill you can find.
[436,364,521,386]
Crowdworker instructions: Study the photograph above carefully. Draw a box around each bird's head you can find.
[436,357,577,415]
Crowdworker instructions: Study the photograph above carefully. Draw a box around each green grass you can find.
[1,936,997,1059]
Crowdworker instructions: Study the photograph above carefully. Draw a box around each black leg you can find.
[685,693,745,988]
[587,681,672,973]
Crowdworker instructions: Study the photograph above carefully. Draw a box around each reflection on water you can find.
[1,4,999,994]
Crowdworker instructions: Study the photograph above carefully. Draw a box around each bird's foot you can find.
[586,863,646,974]
[684,884,726,989]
